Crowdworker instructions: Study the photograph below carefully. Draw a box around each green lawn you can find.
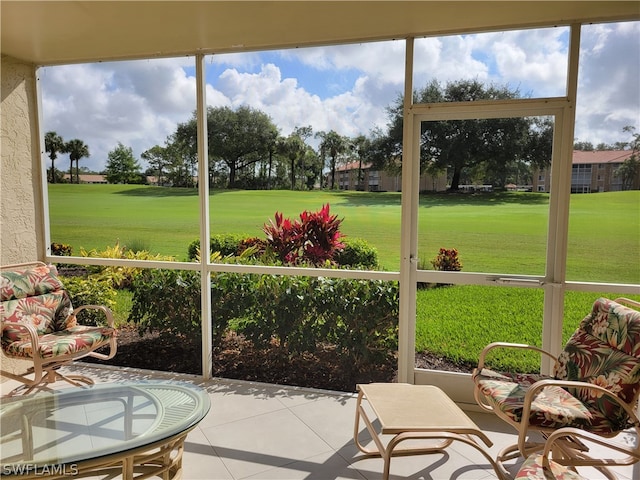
[49,185,639,283]
[49,185,640,370]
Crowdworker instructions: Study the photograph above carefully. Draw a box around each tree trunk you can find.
[330,157,336,189]
[228,161,236,188]
[450,167,462,191]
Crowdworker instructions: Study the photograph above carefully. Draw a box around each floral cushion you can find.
[1,291,73,339]
[1,264,65,300]
[515,454,584,480]
[475,298,640,435]
[579,297,640,356]
[3,325,115,359]
[474,370,617,433]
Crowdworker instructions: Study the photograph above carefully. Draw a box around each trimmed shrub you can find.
[129,269,398,368]
[62,275,117,326]
[237,275,321,353]
[188,234,247,260]
[334,238,379,269]
[51,242,72,256]
[129,269,202,338]
[316,278,398,367]
[129,269,253,347]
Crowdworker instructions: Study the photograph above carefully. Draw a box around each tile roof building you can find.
[534,150,638,193]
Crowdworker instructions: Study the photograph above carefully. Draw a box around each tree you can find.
[574,141,594,151]
[105,143,142,184]
[617,126,640,190]
[173,106,279,188]
[279,133,307,190]
[316,130,348,189]
[65,139,90,184]
[379,79,549,190]
[44,131,66,183]
[351,135,371,190]
[141,145,169,186]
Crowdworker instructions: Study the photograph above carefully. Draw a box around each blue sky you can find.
[40,22,639,172]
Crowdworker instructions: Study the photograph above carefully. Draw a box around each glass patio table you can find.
[0,381,210,479]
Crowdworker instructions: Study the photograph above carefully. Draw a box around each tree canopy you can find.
[44,131,66,183]
[65,138,90,184]
[376,79,553,190]
[173,106,279,188]
[105,143,142,184]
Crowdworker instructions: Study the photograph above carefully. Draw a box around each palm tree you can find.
[44,131,65,183]
[65,139,90,184]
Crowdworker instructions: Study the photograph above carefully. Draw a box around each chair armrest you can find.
[475,342,557,373]
[1,320,41,351]
[522,378,640,429]
[70,304,115,328]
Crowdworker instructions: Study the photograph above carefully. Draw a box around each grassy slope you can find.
[49,185,639,370]
[48,185,639,282]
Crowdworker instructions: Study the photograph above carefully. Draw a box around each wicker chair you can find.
[473,297,640,478]
[1,262,117,395]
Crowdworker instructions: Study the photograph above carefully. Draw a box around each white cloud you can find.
[40,21,639,173]
[575,22,640,146]
[40,59,199,171]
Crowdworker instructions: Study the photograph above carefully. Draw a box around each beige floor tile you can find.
[3,365,639,480]
[182,427,234,479]
[200,408,333,479]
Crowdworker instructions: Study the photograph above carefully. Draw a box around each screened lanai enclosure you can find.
[2,1,639,404]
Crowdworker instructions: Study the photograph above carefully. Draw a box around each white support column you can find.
[34,67,51,261]
[541,24,581,374]
[398,37,417,383]
[196,54,212,380]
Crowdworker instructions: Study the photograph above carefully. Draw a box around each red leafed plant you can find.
[430,248,462,271]
[263,204,344,266]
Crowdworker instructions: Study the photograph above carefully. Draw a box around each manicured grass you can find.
[415,286,640,372]
[49,185,639,371]
[48,185,639,283]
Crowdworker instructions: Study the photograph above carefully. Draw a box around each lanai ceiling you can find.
[2,1,639,66]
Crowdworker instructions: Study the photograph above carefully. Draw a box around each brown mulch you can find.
[82,325,473,392]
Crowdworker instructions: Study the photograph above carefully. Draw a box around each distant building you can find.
[533,150,638,193]
[332,162,448,192]
[62,173,108,184]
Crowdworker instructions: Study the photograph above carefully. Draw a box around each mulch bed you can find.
[82,325,474,392]
[83,326,394,392]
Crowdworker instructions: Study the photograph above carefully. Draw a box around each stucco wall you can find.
[1,55,42,265]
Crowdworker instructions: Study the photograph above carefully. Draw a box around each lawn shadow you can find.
[328,189,549,208]
[115,186,199,197]
[420,191,550,207]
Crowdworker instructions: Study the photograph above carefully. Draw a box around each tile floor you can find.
[1,364,638,480]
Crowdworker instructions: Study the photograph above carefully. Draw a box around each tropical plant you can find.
[65,138,90,184]
[44,131,66,183]
[263,204,344,266]
[431,248,462,271]
[80,241,175,289]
